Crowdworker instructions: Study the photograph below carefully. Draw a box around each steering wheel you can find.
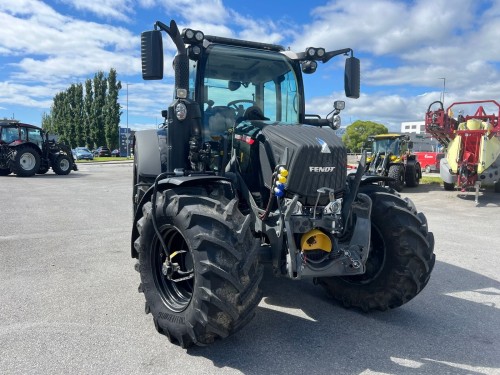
[227,99,256,110]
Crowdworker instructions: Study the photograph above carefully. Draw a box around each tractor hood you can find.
[235,121,347,205]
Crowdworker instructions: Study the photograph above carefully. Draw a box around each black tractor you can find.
[0,120,77,177]
[131,20,435,348]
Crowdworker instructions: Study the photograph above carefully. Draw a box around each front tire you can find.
[387,164,404,192]
[135,186,262,347]
[405,163,420,187]
[317,185,435,312]
[52,154,72,175]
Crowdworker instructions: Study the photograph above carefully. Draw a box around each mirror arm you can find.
[154,20,186,54]
[321,48,352,63]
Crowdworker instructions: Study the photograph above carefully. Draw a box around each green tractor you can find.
[131,20,435,348]
[364,133,422,192]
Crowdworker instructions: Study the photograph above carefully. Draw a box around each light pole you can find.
[438,77,446,104]
[126,83,130,158]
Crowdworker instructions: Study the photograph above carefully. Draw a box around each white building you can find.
[401,121,425,134]
[400,121,442,152]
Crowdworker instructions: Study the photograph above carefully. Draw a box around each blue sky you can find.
[1,0,500,132]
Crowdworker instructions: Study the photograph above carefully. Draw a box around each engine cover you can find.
[260,125,347,205]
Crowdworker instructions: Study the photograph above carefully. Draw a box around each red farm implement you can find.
[425,100,500,203]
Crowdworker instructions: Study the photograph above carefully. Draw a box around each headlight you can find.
[332,114,341,129]
[175,102,187,121]
[184,29,194,39]
[301,60,317,74]
[194,31,204,41]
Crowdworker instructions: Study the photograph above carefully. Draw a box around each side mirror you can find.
[141,30,164,80]
[344,57,360,99]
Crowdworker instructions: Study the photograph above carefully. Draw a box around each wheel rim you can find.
[152,226,194,312]
[20,152,36,171]
[341,224,386,285]
[59,158,70,171]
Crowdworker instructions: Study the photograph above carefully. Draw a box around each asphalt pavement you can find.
[1,163,499,375]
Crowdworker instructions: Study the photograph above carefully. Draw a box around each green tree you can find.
[91,71,107,147]
[70,83,85,147]
[43,69,122,149]
[51,91,67,143]
[342,120,388,152]
[41,112,52,133]
[104,68,122,149]
[84,79,93,148]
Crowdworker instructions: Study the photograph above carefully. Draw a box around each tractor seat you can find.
[236,105,269,124]
[205,106,236,135]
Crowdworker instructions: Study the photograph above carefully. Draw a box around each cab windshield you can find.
[201,44,300,133]
[373,138,400,154]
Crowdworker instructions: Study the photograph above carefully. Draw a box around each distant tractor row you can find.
[0,119,77,177]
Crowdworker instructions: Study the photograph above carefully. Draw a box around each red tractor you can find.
[425,100,500,201]
[0,120,77,177]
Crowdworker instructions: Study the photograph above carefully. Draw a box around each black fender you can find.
[359,175,395,185]
[132,129,163,212]
[131,175,233,258]
[406,157,422,178]
[11,141,42,155]
[134,129,162,180]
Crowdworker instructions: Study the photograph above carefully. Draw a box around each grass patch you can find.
[421,176,442,185]
[76,157,130,163]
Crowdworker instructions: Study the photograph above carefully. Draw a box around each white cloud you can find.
[156,0,229,24]
[0,2,140,85]
[61,0,134,21]
[292,0,474,55]
[0,81,64,110]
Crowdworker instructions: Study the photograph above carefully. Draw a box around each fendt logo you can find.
[309,166,336,172]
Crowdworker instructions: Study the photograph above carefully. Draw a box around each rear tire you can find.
[52,154,72,175]
[494,181,500,193]
[387,164,404,192]
[317,185,435,312]
[135,186,263,347]
[10,145,40,177]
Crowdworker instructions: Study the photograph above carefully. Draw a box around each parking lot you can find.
[1,163,499,375]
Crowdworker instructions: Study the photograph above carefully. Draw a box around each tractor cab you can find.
[365,133,420,191]
[371,133,410,153]
[200,44,302,136]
